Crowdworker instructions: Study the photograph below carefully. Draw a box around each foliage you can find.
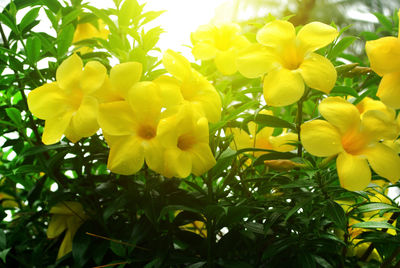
[1,0,400,267]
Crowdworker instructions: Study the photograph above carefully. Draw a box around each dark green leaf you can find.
[253,152,297,166]
[41,0,62,13]
[5,107,22,126]
[356,202,399,213]
[0,230,6,249]
[254,114,295,130]
[0,248,10,263]
[324,200,347,230]
[351,221,398,230]
[0,13,18,33]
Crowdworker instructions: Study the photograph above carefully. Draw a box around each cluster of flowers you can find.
[27,50,221,178]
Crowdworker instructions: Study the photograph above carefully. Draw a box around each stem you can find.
[295,87,310,157]
[206,173,215,267]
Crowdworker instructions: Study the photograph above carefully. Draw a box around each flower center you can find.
[341,130,368,155]
[138,124,156,140]
[280,45,304,70]
[178,133,196,151]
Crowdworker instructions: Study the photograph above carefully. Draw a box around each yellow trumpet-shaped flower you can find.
[157,104,216,178]
[98,81,164,175]
[366,10,400,109]
[237,20,338,107]
[227,110,298,157]
[154,50,221,123]
[47,202,87,259]
[28,54,106,144]
[73,20,109,54]
[191,22,250,75]
[301,97,400,191]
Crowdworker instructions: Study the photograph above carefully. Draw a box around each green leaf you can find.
[41,0,62,13]
[253,152,297,166]
[373,12,393,31]
[0,13,18,33]
[84,6,118,33]
[5,107,22,126]
[140,10,165,26]
[21,143,69,157]
[329,36,357,59]
[44,8,58,30]
[57,24,75,57]
[351,221,398,230]
[110,242,126,257]
[19,7,40,31]
[324,200,347,230]
[356,202,399,213]
[119,0,141,27]
[26,36,41,63]
[253,114,295,130]
[330,85,358,97]
[0,229,6,249]
[0,248,10,263]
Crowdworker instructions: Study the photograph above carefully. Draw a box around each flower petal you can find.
[300,119,343,157]
[27,82,70,119]
[336,152,371,191]
[318,97,360,134]
[56,54,82,89]
[128,81,162,123]
[269,132,298,152]
[364,143,400,184]
[263,68,304,107]
[106,135,144,175]
[57,230,73,259]
[296,22,338,52]
[70,95,99,138]
[154,75,184,109]
[236,44,276,78]
[256,20,296,47]
[192,42,217,60]
[366,37,400,76]
[190,143,216,176]
[214,50,237,75]
[80,61,107,93]
[42,112,73,145]
[360,110,399,141]
[143,139,164,174]
[110,62,142,98]
[227,127,252,150]
[163,149,192,178]
[98,101,135,135]
[163,49,192,81]
[377,71,400,109]
[299,53,337,93]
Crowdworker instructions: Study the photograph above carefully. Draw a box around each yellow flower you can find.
[47,202,87,259]
[366,10,400,109]
[157,104,216,178]
[301,97,400,191]
[0,192,18,208]
[227,110,298,157]
[154,50,222,123]
[98,81,164,175]
[237,20,338,107]
[73,20,109,54]
[28,54,106,144]
[191,23,250,75]
[175,211,207,238]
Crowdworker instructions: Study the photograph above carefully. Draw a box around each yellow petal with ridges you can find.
[80,61,107,94]
[192,42,217,60]
[269,132,298,152]
[27,82,70,119]
[215,50,237,75]
[360,110,398,141]
[163,49,192,81]
[128,81,162,123]
[110,62,142,98]
[163,149,192,178]
[98,101,135,136]
[263,68,304,107]
[56,54,82,89]
[299,53,337,93]
[42,112,73,145]
[296,22,338,52]
[336,152,371,191]
[190,143,216,176]
[364,143,400,184]
[107,135,144,175]
[301,120,343,157]
[70,95,99,138]
[236,44,276,78]
[154,75,184,109]
[319,97,360,134]
[257,20,296,47]
[366,37,400,76]
[377,71,400,109]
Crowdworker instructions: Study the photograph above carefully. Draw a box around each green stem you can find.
[295,87,310,157]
